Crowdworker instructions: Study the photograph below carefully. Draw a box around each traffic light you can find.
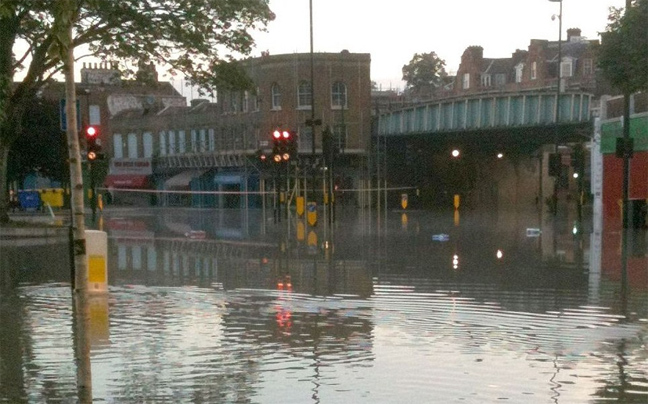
[572,145,585,173]
[322,127,338,166]
[548,153,561,177]
[84,125,104,162]
[271,129,297,163]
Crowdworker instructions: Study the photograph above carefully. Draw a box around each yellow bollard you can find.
[85,230,108,294]
[296,196,305,216]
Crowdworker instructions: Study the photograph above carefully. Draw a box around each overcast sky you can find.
[247,0,626,91]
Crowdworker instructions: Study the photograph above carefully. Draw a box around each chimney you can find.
[567,28,581,42]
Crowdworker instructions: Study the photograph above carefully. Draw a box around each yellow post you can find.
[296,196,305,216]
[307,202,317,227]
[454,194,460,210]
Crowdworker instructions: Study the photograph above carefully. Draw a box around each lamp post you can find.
[549,0,563,125]
[549,0,562,217]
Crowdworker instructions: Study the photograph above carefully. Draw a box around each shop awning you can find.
[104,174,150,189]
[164,170,206,189]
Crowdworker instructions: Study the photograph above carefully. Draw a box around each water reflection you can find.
[0,207,646,403]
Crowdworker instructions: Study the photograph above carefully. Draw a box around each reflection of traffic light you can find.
[85,125,104,162]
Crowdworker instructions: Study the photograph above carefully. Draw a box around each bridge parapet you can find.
[378,91,593,136]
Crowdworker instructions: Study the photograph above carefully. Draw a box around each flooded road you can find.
[1,207,647,403]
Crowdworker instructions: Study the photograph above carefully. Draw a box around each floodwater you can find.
[1,206,647,403]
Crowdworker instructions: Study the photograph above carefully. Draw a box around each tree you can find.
[598,0,648,94]
[8,96,67,185]
[401,52,448,97]
[0,0,274,223]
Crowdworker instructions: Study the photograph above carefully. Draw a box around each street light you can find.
[549,0,563,217]
[549,0,562,124]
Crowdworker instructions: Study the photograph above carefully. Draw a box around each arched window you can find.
[331,81,347,108]
[298,81,312,109]
[271,83,281,109]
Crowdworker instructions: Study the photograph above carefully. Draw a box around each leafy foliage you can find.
[401,52,448,96]
[598,0,648,94]
[8,96,67,184]
[0,0,274,222]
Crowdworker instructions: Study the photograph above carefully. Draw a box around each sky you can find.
[242,0,626,92]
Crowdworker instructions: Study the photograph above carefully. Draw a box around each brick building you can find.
[106,51,372,207]
[450,28,600,96]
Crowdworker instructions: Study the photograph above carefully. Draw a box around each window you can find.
[113,134,123,158]
[560,60,573,77]
[515,63,524,83]
[143,132,153,158]
[191,130,198,152]
[583,58,593,75]
[168,130,176,155]
[199,129,207,152]
[255,87,261,111]
[159,131,167,156]
[271,83,281,110]
[243,91,249,112]
[299,126,313,152]
[208,129,215,151]
[462,73,470,89]
[531,61,537,80]
[127,133,138,158]
[333,124,347,151]
[298,81,312,109]
[178,130,186,153]
[229,92,238,113]
[495,74,506,86]
[481,74,491,87]
[331,81,347,108]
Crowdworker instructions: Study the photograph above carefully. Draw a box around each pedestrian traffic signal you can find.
[85,125,104,162]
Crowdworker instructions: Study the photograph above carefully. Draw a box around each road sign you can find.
[307,202,317,227]
[59,99,81,131]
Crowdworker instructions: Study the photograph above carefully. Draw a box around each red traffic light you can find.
[273,130,281,139]
[282,130,290,139]
[86,126,98,137]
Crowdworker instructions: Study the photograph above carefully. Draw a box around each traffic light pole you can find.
[89,161,96,221]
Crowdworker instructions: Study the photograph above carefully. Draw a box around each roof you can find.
[483,58,513,75]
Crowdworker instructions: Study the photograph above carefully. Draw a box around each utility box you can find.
[18,190,40,210]
[85,230,108,294]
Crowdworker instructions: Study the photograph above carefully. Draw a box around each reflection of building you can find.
[106,52,372,208]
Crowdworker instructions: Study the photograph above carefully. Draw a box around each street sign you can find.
[307,202,317,227]
[59,99,81,131]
